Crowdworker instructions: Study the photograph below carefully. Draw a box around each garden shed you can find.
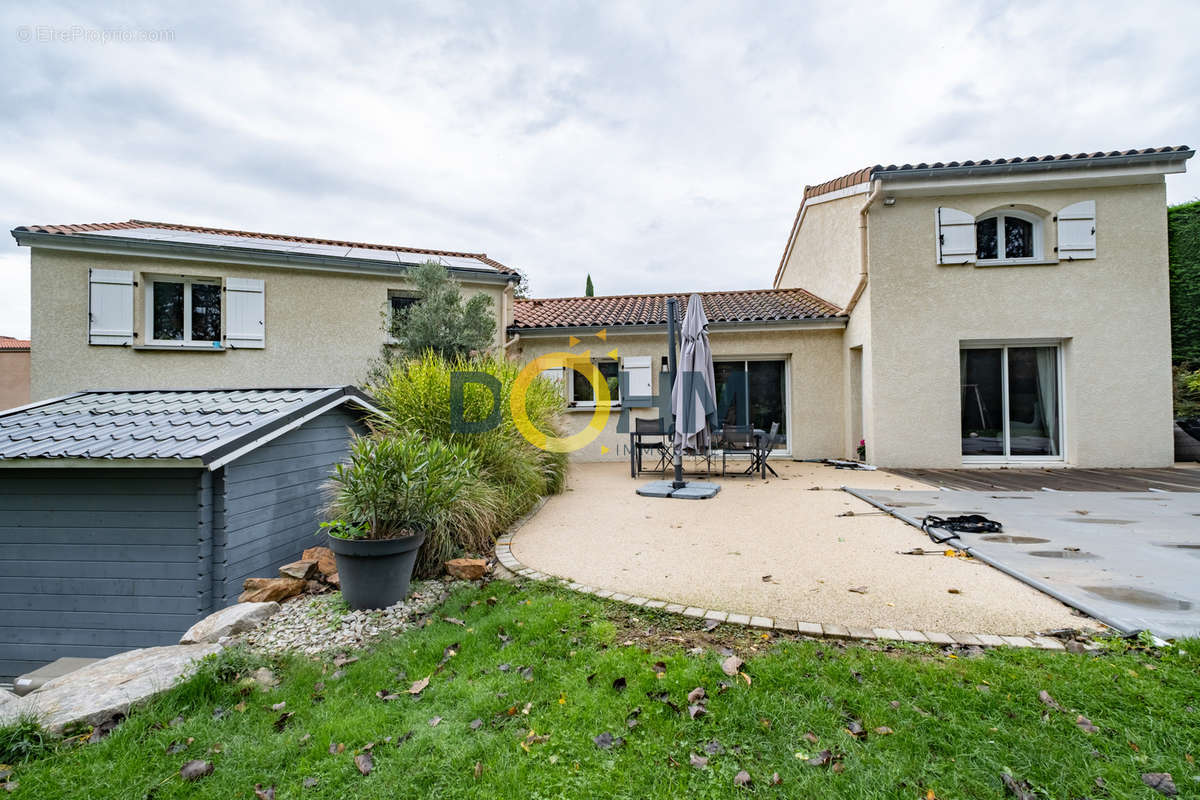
[0,387,377,681]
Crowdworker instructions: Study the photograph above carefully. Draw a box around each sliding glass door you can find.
[961,344,1061,460]
[713,359,788,449]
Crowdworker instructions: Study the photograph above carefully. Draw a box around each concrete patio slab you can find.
[511,462,1094,635]
[846,488,1200,638]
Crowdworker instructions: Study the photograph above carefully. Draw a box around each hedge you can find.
[1169,199,1200,366]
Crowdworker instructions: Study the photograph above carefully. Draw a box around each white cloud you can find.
[0,0,1196,337]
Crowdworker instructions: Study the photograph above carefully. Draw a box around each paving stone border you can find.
[494,497,1067,652]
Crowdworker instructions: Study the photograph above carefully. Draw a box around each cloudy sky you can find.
[1,0,1197,338]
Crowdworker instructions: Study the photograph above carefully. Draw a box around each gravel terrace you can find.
[510,461,1099,636]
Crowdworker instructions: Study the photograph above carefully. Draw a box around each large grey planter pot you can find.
[328,532,426,610]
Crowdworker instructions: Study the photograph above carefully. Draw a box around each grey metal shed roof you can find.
[0,387,378,467]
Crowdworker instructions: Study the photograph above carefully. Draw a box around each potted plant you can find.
[323,431,491,610]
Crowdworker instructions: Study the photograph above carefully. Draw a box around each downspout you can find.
[500,281,520,351]
[843,180,882,315]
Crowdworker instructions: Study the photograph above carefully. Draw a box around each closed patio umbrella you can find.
[672,293,716,452]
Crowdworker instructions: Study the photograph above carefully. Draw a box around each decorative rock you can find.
[0,644,221,734]
[279,560,319,581]
[445,558,488,580]
[180,602,280,644]
[325,572,340,589]
[0,688,16,707]
[239,577,305,603]
[248,667,279,689]
[302,546,337,577]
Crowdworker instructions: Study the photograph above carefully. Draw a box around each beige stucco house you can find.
[0,336,31,411]
[514,146,1193,468]
[12,220,518,399]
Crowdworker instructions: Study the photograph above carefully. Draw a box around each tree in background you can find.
[585,274,594,296]
[1169,200,1200,367]
[369,262,496,380]
[512,268,531,299]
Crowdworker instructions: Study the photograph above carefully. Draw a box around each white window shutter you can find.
[225,278,265,348]
[936,207,976,264]
[621,356,653,406]
[1057,200,1096,260]
[88,268,134,346]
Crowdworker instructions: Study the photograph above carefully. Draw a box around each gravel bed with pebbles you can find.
[238,580,465,656]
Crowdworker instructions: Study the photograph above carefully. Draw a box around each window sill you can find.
[973,258,1058,268]
[134,343,226,352]
[567,403,622,412]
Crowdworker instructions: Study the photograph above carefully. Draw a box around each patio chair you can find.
[630,417,672,477]
[720,424,758,477]
[751,422,780,479]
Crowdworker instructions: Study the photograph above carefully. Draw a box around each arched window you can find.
[975,210,1042,261]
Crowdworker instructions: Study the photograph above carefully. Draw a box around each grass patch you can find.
[4,583,1198,798]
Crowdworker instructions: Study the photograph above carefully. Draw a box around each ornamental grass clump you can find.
[368,351,568,519]
[324,431,502,577]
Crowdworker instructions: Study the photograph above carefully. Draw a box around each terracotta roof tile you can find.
[13,219,517,274]
[512,288,842,330]
[0,336,30,351]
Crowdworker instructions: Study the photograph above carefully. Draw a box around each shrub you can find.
[324,431,502,576]
[1169,200,1200,366]
[373,262,497,375]
[364,352,567,573]
[1175,366,1200,420]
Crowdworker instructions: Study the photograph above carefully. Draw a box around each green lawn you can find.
[3,581,1197,799]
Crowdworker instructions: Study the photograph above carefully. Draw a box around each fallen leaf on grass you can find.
[1141,773,1178,797]
[806,749,833,767]
[179,760,213,781]
[721,656,744,676]
[1000,773,1036,800]
[333,655,358,668]
[273,712,294,732]
[844,718,866,739]
[734,770,752,787]
[690,753,708,769]
[88,714,123,743]
[688,704,707,720]
[612,676,627,691]
[165,738,193,754]
[377,689,401,702]
[593,732,624,749]
[355,752,373,776]
[520,666,534,682]
[1037,690,1063,712]
[2,783,16,794]
[303,777,318,788]
[443,617,465,626]
[429,717,442,727]
[1075,715,1099,733]
[254,784,276,800]
[470,718,483,731]
[705,740,724,754]
[329,742,345,755]
[473,761,483,779]
[270,702,286,711]
[687,687,707,704]
[408,676,430,695]
[770,772,782,785]
[803,731,819,744]
[874,726,894,735]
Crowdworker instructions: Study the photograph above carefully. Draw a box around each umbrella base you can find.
[636,480,721,500]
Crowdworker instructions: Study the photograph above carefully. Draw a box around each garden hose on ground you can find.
[920,514,1002,544]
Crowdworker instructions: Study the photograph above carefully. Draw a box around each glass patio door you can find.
[713,359,788,449]
[961,344,1061,460]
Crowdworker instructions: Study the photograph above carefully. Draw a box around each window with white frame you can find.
[147,277,222,345]
[569,360,620,406]
[975,211,1042,262]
